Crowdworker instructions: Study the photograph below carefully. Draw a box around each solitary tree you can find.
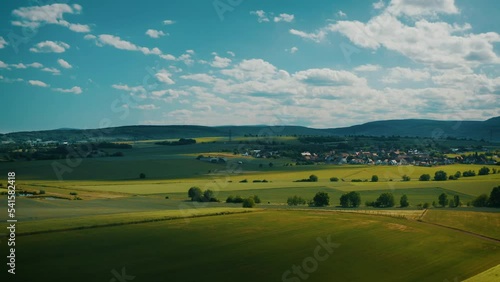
[243,197,255,208]
[434,171,447,181]
[453,195,460,207]
[375,192,395,208]
[419,174,431,181]
[400,194,409,207]
[139,173,146,179]
[371,175,379,182]
[438,193,448,207]
[309,174,319,182]
[478,167,490,176]
[313,191,329,207]
[402,175,411,181]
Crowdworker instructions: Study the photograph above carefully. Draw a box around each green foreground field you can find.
[2,210,499,282]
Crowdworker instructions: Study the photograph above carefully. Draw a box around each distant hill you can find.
[325,117,500,141]
[1,117,499,142]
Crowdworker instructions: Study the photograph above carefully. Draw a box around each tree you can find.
[188,187,202,201]
[242,197,255,208]
[269,162,274,168]
[371,175,379,182]
[453,195,460,207]
[489,186,500,207]
[454,171,461,179]
[287,195,306,206]
[340,191,361,208]
[139,173,146,179]
[226,195,235,203]
[438,193,448,207]
[374,192,395,208]
[330,177,339,182]
[309,174,318,182]
[419,174,431,181]
[434,170,447,181]
[400,194,409,207]
[402,175,411,181]
[478,167,490,176]
[203,189,217,202]
[472,194,489,207]
[313,191,329,207]
[448,197,455,207]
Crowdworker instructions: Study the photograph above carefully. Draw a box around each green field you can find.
[3,210,499,282]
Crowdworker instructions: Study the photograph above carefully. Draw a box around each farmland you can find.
[0,136,499,281]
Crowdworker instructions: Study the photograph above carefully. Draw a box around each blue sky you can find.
[0,0,499,133]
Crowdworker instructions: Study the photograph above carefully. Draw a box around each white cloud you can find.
[210,56,231,68]
[28,80,49,87]
[381,67,430,83]
[0,61,10,69]
[163,20,175,25]
[28,62,43,68]
[274,13,294,23]
[328,13,500,69]
[250,10,270,23]
[155,69,175,84]
[53,86,82,94]
[112,84,146,93]
[178,53,194,65]
[290,47,299,54]
[11,63,27,69]
[289,29,327,43]
[145,29,166,38]
[57,59,72,69]
[373,0,385,9]
[160,54,176,61]
[227,51,236,57]
[84,34,96,40]
[354,64,381,72]
[0,37,8,49]
[12,3,90,33]
[294,68,367,86]
[30,41,70,53]
[135,104,159,110]
[180,74,216,84]
[42,67,61,75]
[337,10,347,18]
[387,0,459,17]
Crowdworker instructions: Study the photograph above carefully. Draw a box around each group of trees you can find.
[226,195,261,208]
[340,191,361,208]
[156,138,196,146]
[471,186,500,207]
[437,193,461,207]
[419,167,494,182]
[294,174,318,182]
[188,187,219,202]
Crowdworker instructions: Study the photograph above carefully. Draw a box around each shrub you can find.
[400,194,409,207]
[139,173,146,179]
[454,171,461,178]
[402,175,411,181]
[423,202,430,209]
[69,192,78,196]
[462,170,476,177]
[419,174,431,181]
[242,197,255,208]
[330,177,339,182]
[351,179,363,182]
[226,195,235,203]
[472,194,489,207]
[39,190,46,195]
[253,195,261,204]
[371,175,379,182]
[287,195,307,206]
[239,179,248,183]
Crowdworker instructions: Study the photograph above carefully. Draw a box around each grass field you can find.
[4,210,499,282]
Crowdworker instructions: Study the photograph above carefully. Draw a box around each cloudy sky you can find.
[0,0,499,133]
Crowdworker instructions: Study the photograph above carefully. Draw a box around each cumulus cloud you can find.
[354,64,381,72]
[289,29,327,43]
[163,19,175,25]
[386,0,459,17]
[337,10,347,18]
[373,0,385,9]
[135,104,159,110]
[155,69,175,84]
[210,56,231,68]
[57,59,72,69]
[274,13,294,23]
[146,29,166,38]
[53,86,82,94]
[0,61,10,69]
[30,41,70,53]
[250,10,269,23]
[12,3,90,33]
[28,80,49,87]
[41,67,61,75]
[381,67,431,83]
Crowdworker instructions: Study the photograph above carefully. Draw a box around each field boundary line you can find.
[16,210,258,237]
[417,220,500,243]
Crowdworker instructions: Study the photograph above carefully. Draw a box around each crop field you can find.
[3,210,499,282]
